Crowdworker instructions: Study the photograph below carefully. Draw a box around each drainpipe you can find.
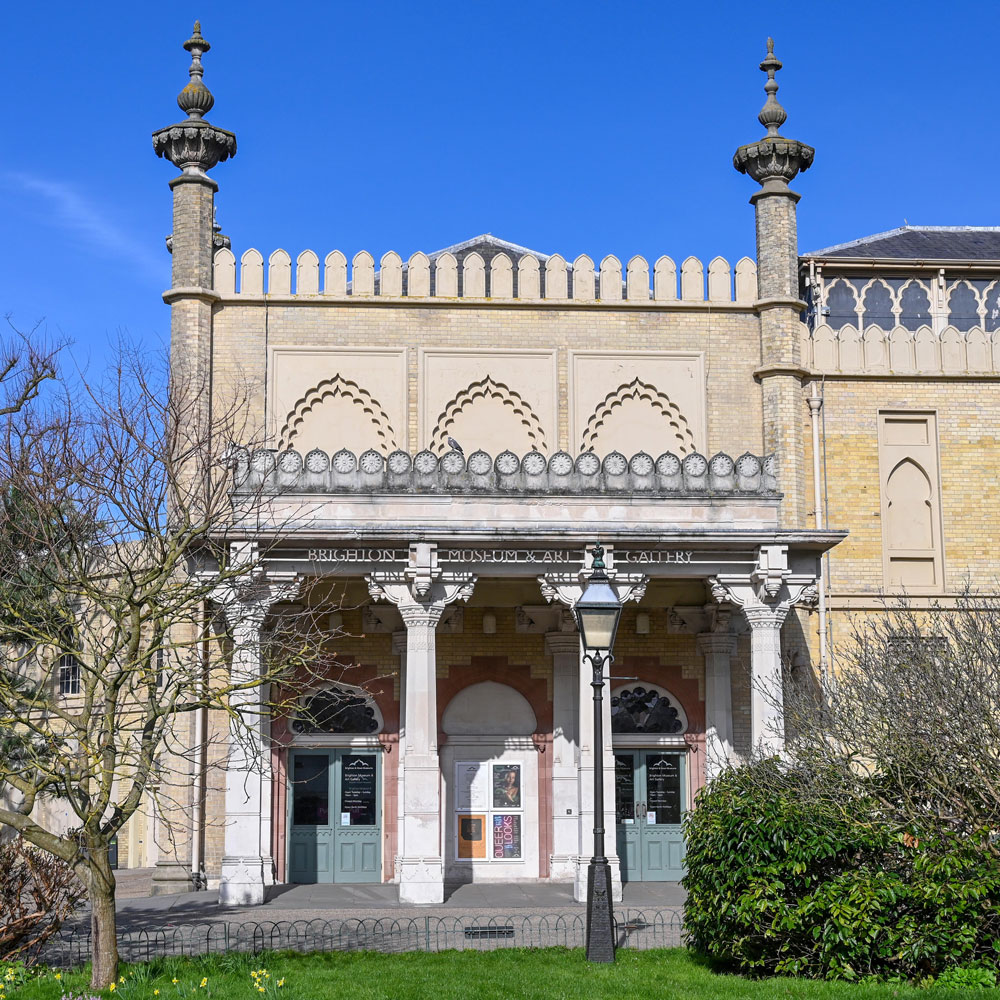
[189,599,208,890]
[807,382,828,689]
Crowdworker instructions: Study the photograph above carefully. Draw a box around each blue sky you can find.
[1,0,995,365]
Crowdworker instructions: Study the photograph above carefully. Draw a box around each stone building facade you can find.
[115,27,997,905]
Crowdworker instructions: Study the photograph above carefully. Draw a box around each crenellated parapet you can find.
[212,248,758,305]
[231,447,778,496]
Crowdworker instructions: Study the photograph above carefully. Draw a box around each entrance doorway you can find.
[288,750,381,883]
[614,750,686,881]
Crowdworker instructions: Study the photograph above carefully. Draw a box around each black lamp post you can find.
[574,542,623,963]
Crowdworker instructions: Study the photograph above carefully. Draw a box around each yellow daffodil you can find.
[172,979,178,985]
[55,974,62,981]
[120,977,126,983]
[109,984,116,992]
[277,980,285,988]
[200,979,208,988]
[154,990,160,996]
[257,989,265,994]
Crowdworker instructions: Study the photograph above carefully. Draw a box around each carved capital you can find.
[695,633,738,657]
[153,121,237,173]
[544,631,580,657]
[742,605,787,631]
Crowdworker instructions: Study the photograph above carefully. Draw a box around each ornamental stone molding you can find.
[732,38,813,192]
[367,543,476,614]
[232,445,778,496]
[709,543,817,618]
[152,22,237,175]
[580,378,696,456]
[538,547,648,610]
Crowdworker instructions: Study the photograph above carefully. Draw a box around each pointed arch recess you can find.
[431,376,548,455]
[280,375,398,454]
[580,378,697,455]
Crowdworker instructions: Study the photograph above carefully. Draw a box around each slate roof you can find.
[803,226,1000,262]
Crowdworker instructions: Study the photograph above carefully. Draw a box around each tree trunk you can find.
[88,847,118,989]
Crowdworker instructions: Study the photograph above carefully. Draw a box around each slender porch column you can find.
[696,633,737,779]
[546,631,581,880]
[743,607,787,756]
[392,631,407,869]
[369,544,475,904]
[216,574,300,907]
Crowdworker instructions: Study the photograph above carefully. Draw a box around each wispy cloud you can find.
[2,172,166,284]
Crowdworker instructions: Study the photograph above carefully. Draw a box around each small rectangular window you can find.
[58,653,80,696]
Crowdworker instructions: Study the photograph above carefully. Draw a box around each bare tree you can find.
[0,343,356,986]
[781,594,1000,847]
[0,321,59,419]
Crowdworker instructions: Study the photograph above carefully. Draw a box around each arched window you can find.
[948,282,980,331]
[862,280,894,329]
[899,282,931,331]
[826,279,858,330]
[611,686,686,734]
[291,685,382,735]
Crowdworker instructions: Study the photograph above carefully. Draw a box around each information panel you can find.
[645,753,682,826]
[457,815,487,858]
[340,754,377,826]
[456,763,489,810]
[615,754,635,824]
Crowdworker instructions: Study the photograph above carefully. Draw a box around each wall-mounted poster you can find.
[493,814,521,859]
[340,754,377,826]
[492,764,521,809]
[456,762,489,810]
[457,815,487,859]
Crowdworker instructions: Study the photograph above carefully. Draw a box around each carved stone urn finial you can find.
[733,38,813,190]
[152,21,237,174]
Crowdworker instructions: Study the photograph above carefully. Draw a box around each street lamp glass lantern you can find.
[575,553,622,653]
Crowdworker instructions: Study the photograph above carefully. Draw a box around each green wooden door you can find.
[288,750,381,883]
[615,751,686,881]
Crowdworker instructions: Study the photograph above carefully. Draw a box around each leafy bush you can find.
[934,965,998,989]
[0,838,83,962]
[682,759,1000,981]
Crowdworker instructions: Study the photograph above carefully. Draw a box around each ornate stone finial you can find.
[733,38,813,190]
[177,20,214,120]
[152,21,237,175]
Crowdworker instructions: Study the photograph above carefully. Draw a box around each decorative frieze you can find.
[233,446,778,496]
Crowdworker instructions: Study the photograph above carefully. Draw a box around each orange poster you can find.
[457,814,486,859]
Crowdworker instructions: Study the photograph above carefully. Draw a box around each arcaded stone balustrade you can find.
[213,249,758,305]
[232,447,778,496]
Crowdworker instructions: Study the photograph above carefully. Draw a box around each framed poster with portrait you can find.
[456,814,486,859]
[492,764,521,809]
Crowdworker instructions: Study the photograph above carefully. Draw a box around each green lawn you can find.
[8,949,1000,1000]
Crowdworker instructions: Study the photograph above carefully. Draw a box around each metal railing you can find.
[42,909,684,967]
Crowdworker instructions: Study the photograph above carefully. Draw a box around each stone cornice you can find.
[753,363,811,381]
[163,286,221,305]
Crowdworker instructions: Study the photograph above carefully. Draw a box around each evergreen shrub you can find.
[682,759,1000,981]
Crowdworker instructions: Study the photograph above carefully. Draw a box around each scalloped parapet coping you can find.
[231,447,779,496]
[213,249,759,305]
[804,322,1000,374]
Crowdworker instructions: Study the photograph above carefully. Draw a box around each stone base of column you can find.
[573,855,621,903]
[398,857,445,904]
[149,861,195,896]
[218,855,274,907]
[549,854,577,880]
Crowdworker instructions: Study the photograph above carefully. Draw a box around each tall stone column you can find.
[153,22,236,495]
[696,632,737,779]
[369,544,475,904]
[216,572,301,907]
[711,544,818,757]
[734,39,814,528]
[392,631,407,867]
[546,630,581,880]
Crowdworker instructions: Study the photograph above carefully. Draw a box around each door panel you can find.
[614,750,687,882]
[289,750,382,884]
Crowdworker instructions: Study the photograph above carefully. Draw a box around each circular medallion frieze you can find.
[441,450,466,474]
[467,450,492,475]
[682,453,707,477]
[305,449,329,473]
[709,453,734,477]
[250,449,274,474]
[332,449,357,474]
[522,451,547,476]
[603,452,628,477]
[414,450,438,474]
[495,450,520,475]
[359,449,384,474]
[735,453,760,477]
[763,454,776,476]
[277,450,302,474]
[548,451,574,476]
[629,452,654,476]
[576,452,601,476]
[387,450,412,474]
[655,452,681,476]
